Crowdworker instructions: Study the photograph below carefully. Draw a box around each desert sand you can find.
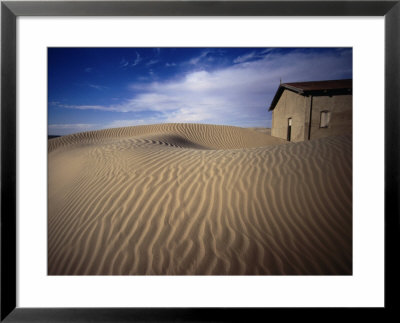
[48,123,352,275]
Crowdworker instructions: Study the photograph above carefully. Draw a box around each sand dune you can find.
[48,123,352,275]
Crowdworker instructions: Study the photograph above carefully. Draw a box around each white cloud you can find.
[233,48,276,64]
[233,52,258,64]
[49,123,95,129]
[48,123,99,135]
[120,52,143,69]
[88,84,108,91]
[120,59,129,68]
[260,48,275,55]
[58,104,120,112]
[146,59,159,66]
[59,50,352,128]
[131,51,142,67]
[105,118,161,129]
[188,49,212,65]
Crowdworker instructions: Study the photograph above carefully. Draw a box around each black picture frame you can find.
[1,1,399,321]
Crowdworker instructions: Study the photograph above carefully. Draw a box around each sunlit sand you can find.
[48,123,352,275]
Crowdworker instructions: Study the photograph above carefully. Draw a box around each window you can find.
[320,111,331,128]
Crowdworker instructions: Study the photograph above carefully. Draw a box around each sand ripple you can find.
[48,124,352,275]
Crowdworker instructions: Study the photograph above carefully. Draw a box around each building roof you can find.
[268,79,352,111]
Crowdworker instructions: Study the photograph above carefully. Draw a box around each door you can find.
[287,118,292,141]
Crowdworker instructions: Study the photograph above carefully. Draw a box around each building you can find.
[268,79,352,142]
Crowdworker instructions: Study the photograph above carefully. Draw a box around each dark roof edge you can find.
[268,80,352,111]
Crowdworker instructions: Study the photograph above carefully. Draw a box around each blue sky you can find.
[48,48,352,135]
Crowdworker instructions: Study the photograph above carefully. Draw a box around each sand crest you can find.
[48,123,352,275]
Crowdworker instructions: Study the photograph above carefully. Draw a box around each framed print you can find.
[1,1,399,322]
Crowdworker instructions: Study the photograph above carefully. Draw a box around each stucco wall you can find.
[271,90,352,142]
[309,94,352,139]
[271,90,308,142]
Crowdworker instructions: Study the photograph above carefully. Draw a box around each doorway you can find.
[287,118,292,141]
